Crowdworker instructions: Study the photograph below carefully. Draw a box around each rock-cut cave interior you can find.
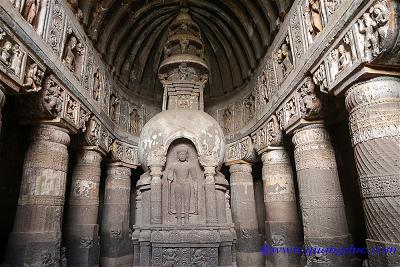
[0,0,399,266]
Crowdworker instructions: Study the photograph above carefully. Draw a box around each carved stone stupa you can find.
[135,8,236,267]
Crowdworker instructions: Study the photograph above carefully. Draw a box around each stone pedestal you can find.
[229,163,264,267]
[292,124,352,266]
[65,146,103,267]
[0,86,5,134]
[345,77,400,267]
[100,164,133,267]
[4,124,70,266]
[261,147,302,267]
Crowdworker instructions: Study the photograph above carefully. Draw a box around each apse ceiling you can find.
[74,0,294,103]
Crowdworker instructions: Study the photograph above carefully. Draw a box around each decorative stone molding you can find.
[225,136,257,164]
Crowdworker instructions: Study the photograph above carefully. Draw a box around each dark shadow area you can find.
[0,96,30,262]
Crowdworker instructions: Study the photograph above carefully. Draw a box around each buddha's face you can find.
[177,150,188,161]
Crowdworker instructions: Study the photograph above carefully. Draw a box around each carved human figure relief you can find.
[357,1,389,60]
[222,108,233,134]
[337,44,351,73]
[109,93,119,122]
[0,41,12,65]
[63,35,77,71]
[22,0,40,26]
[92,69,101,101]
[298,78,322,119]
[42,80,63,117]
[129,108,141,135]
[304,0,323,42]
[275,37,293,79]
[10,44,23,75]
[165,148,198,225]
[62,34,83,73]
[23,63,44,92]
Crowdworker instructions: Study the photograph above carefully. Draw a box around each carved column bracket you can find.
[110,139,139,168]
[17,75,90,134]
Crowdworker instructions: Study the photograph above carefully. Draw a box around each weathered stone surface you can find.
[65,146,103,267]
[100,164,133,267]
[229,163,264,267]
[4,124,70,266]
[345,76,400,267]
[261,147,302,267]
[292,124,352,266]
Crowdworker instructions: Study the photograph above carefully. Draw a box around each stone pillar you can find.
[149,165,163,224]
[0,86,5,134]
[204,166,218,224]
[229,162,263,267]
[261,147,302,267]
[100,163,133,266]
[4,124,70,266]
[345,77,400,267]
[65,146,103,267]
[292,124,352,266]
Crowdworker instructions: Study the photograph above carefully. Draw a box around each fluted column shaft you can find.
[345,77,400,267]
[5,124,70,266]
[261,147,302,267]
[65,146,103,267]
[292,124,351,266]
[229,163,263,267]
[100,164,133,267]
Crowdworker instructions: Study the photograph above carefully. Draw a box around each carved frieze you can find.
[111,140,139,167]
[0,24,29,84]
[225,136,257,163]
[46,0,65,54]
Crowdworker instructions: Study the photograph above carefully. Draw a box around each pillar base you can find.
[65,224,100,267]
[5,231,61,266]
[366,239,400,267]
[100,254,134,267]
[305,235,352,267]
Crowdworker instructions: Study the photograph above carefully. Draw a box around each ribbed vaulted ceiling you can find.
[74,0,294,102]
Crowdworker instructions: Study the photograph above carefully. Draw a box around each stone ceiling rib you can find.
[75,0,293,102]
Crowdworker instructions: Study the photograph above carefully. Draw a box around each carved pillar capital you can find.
[228,161,252,174]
